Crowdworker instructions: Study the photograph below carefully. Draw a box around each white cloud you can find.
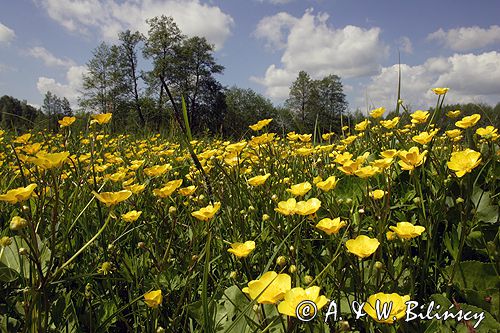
[427,25,500,51]
[0,22,15,43]
[27,46,75,68]
[36,65,87,107]
[37,0,234,50]
[358,51,500,111]
[397,36,413,54]
[252,9,388,100]
[257,0,295,4]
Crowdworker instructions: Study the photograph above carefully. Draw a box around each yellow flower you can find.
[144,290,162,308]
[315,217,347,235]
[153,179,183,198]
[412,130,437,145]
[0,184,37,204]
[446,110,461,118]
[346,235,380,258]
[410,110,430,124]
[386,231,397,240]
[398,147,427,172]
[29,151,70,170]
[295,198,321,216]
[178,185,197,196]
[124,183,146,194]
[93,190,132,207]
[363,293,410,324]
[455,114,481,129]
[354,166,380,178]
[191,202,221,221]
[381,149,398,158]
[144,164,172,177]
[322,132,334,140]
[227,241,255,258]
[247,173,271,186]
[10,216,28,231]
[277,286,328,317]
[355,119,370,131]
[242,271,291,304]
[445,129,462,138]
[91,113,112,125]
[298,134,312,142]
[432,87,449,95]
[249,118,272,131]
[389,222,425,240]
[447,149,481,177]
[371,157,393,170]
[476,126,498,139]
[338,160,361,175]
[370,107,385,118]
[334,152,353,164]
[98,261,114,275]
[58,116,76,128]
[370,190,387,200]
[316,176,338,192]
[22,143,42,155]
[275,198,297,216]
[13,133,32,144]
[287,182,312,196]
[380,117,399,129]
[121,210,142,222]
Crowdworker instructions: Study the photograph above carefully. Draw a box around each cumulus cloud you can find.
[36,0,233,50]
[0,22,15,43]
[27,46,75,68]
[252,9,388,100]
[358,51,500,110]
[36,65,87,107]
[427,25,500,51]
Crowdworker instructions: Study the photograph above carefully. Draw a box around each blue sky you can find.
[1,0,499,113]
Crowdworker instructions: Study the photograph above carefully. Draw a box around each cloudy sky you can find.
[1,0,499,112]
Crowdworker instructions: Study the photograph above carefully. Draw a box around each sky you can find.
[1,0,500,113]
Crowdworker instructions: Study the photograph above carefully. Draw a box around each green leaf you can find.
[445,260,500,292]
[472,188,499,223]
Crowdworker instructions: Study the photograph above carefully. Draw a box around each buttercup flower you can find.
[227,241,255,258]
[363,293,411,324]
[370,107,385,118]
[247,173,271,186]
[58,116,76,128]
[93,190,132,207]
[410,110,430,124]
[249,118,272,131]
[91,113,112,125]
[316,176,338,192]
[0,184,37,204]
[446,110,461,118]
[191,202,221,221]
[355,119,370,131]
[380,117,399,129]
[144,164,172,177]
[294,198,321,216]
[354,166,380,178]
[412,130,437,145]
[121,210,142,222]
[370,190,387,200]
[389,222,425,239]
[98,261,114,275]
[29,151,70,170]
[287,182,312,196]
[455,114,481,129]
[278,286,328,317]
[447,149,481,177]
[315,217,347,235]
[275,198,297,216]
[10,216,28,231]
[432,87,449,95]
[346,235,380,258]
[144,290,162,308]
[445,129,462,138]
[398,147,427,173]
[153,179,183,198]
[476,126,498,140]
[242,271,291,304]
[178,185,197,196]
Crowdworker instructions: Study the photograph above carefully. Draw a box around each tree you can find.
[118,30,145,127]
[286,71,314,125]
[0,95,41,131]
[42,91,72,131]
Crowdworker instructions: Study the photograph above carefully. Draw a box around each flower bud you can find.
[168,206,177,214]
[0,236,12,247]
[262,214,270,221]
[289,245,295,252]
[375,261,384,270]
[229,271,238,280]
[413,197,421,204]
[248,205,255,212]
[358,208,365,214]
[10,216,28,231]
[345,198,353,205]
[156,327,165,333]
[288,265,297,273]
[303,275,313,284]
[455,197,464,204]
[137,242,146,249]
[276,256,287,267]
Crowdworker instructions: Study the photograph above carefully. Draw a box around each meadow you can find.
[0,89,499,332]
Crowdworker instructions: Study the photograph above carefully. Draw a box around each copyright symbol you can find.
[295,300,318,322]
